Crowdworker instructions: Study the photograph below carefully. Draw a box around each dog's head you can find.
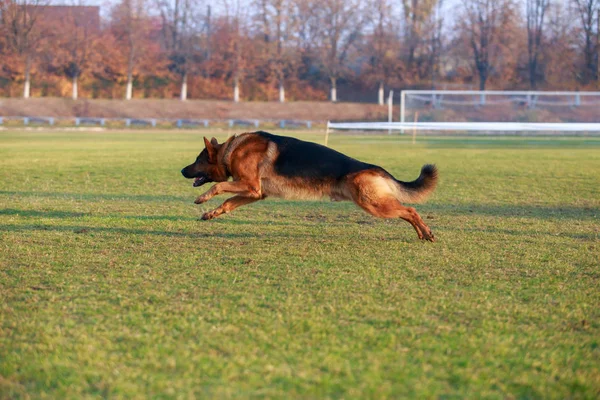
[181,137,228,187]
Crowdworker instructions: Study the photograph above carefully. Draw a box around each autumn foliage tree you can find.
[0,0,599,101]
[0,0,48,98]
[42,3,102,99]
[109,0,165,99]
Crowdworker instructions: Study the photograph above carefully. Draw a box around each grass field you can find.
[1,129,599,398]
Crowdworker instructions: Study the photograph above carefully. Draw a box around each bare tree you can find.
[571,0,599,84]
[218,0,252,102]
[526,0,550,88]
[230,18,244,102]
[294,0,320,52]
[362,0,402,104]
[157,0,206,100]
[125,0,141,100]
[0,0,47,98]
[402,0,438,77]
[426,0,445,87]
[111,0,149,100]
[312,0,367,102]
[50,2,101,99]
[460,0,514,90]
[253,0,298,102]
[533,1,578,88]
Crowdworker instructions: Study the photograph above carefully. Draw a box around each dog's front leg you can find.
[201,195,261,220]
[195,181,261,204]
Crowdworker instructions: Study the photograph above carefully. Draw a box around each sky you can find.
[53,0,574,34]
[66,0,462,24]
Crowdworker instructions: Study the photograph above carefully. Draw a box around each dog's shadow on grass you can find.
[0,208,299,238]
[0,223,279,239]
[0,190,188,203]
[425,203,599,221]
[0,209,90,219]
[0,208,296,227]
[443,225,598,241]
[1,203,598,226]
[1,206,597,242]
[2,190,597,221]
[2,190,598,220]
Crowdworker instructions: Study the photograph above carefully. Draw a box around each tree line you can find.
[0,0,598,103]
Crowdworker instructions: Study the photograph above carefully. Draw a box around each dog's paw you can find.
[201,210,221,220]
[194,196,209,204]
[421,229,435,242]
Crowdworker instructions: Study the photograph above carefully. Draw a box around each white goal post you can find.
[327,90,600,137]
[400,90,600,125]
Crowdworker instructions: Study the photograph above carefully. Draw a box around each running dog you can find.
[181,131,438,241]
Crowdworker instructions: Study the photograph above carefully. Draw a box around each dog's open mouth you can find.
[193,176,207,187]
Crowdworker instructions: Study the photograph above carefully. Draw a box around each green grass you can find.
[1,130,599,399]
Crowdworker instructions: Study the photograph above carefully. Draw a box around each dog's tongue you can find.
[193,177,205,187]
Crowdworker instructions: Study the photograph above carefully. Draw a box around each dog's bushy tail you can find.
[392,164,438,203]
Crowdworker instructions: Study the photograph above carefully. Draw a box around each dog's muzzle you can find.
[193,176,208,187]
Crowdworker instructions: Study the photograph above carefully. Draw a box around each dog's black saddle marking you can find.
[255,131,378,181]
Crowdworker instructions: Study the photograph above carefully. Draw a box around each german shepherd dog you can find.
[181,131,438,241]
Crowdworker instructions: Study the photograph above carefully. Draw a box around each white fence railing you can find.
[325,120,600,146]
[328,122,600,132]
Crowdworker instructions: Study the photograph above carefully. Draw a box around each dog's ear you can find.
[203,137,217,162]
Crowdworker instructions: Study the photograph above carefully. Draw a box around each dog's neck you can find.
[218,135,238,178]
[220,133,255,177]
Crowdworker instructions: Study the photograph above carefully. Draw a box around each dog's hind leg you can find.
[201,196,260,220]
[357,198,434,241]
[350,172,434,241]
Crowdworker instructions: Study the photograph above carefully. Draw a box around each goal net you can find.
[327,91,600,136]
[401,90,600,124]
